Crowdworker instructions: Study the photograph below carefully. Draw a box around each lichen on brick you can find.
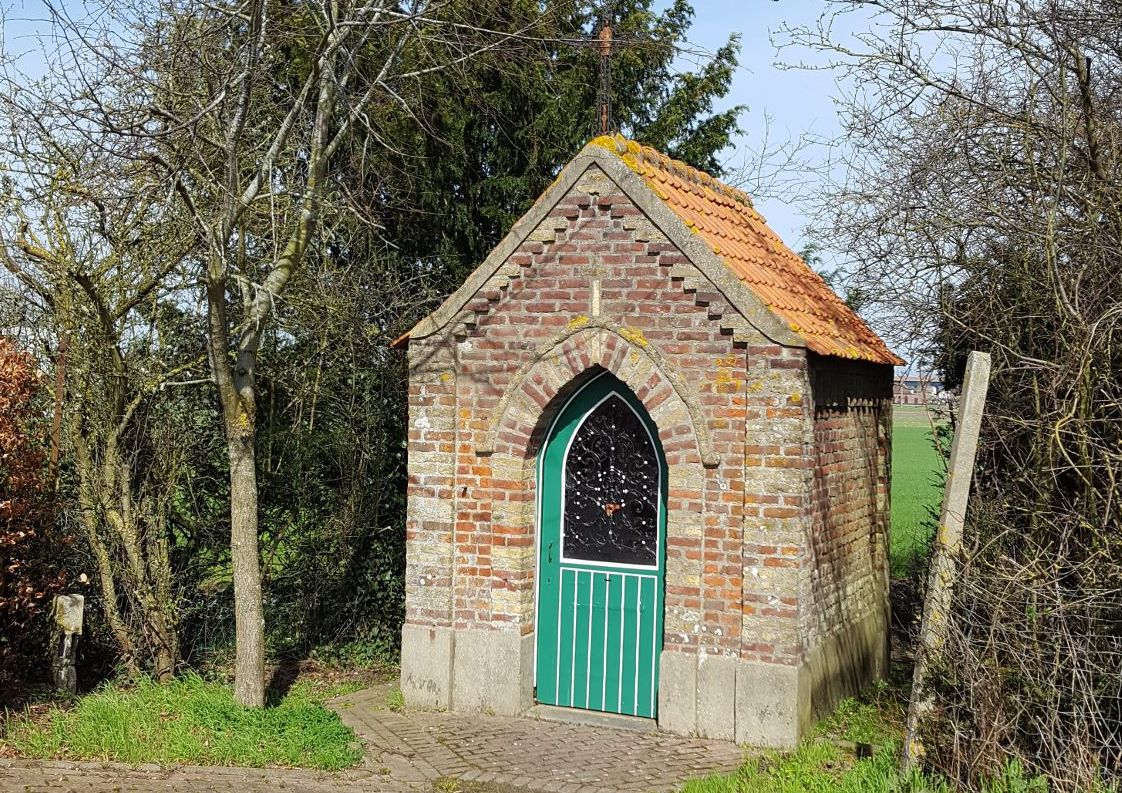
[618,325,648,347]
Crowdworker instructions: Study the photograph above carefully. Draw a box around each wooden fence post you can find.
[903,350,991,770]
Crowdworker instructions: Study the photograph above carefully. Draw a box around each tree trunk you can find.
[150,617,177,681]
[199,19,339,705]
[71,430,141,678]
[205,249,267,707]
[227,411,265,707]
[148,517,178,681]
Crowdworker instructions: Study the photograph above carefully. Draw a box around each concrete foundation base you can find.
[400,624,454,710]
[401,624,534,716]
[657,607,889,748]
[402,606,887,747]
[802,605,890,727]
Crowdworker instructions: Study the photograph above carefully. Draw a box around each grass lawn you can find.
[891,406,945,575]
[1,672,364,770]
[680,684,941,793]
[680,679,1045,793]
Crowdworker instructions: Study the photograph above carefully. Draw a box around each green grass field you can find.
[891,406,945,575]
[681,692,921,793]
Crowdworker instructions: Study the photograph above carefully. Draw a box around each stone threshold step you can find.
[526,704,657,733]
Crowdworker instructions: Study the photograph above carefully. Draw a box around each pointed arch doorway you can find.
[534,371,667,718]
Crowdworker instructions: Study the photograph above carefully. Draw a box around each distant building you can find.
[893,373,944,405]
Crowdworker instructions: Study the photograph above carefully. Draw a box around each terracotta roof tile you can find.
[590,134,903,366]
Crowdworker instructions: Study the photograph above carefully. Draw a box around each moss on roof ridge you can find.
[589,133,754,209]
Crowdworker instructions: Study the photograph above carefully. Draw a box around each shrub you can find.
[0,338,66,688]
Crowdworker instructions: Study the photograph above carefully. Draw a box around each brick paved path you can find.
[330,684,745,792]
[0,684,744,793]
[0,758,414,792]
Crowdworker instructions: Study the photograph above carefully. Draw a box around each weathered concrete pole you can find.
[51,594,84,693]
[903,350,991,771]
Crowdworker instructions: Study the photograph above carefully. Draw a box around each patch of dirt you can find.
[0,681,76,743]
[291,660,397,689]
[206,658,396,687]
[0,680,65,712]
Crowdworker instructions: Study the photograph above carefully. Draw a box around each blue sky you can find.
[2,1,841,249]
[2,0,844,247]
[665,0,846,251]
[3,0,858,281]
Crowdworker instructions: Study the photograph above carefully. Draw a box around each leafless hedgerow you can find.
[928,509,1122,790]
[778,1,1122,789]
[0,96,204,679]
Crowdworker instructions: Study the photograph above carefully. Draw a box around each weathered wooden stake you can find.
[903,350,991,771]
[51,594,84,693]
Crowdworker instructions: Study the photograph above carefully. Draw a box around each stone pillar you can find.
[657,651,807,747]
[401,342,458,710]
[51,594,84,693]
[451,629,534,716]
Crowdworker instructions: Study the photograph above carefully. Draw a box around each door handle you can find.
[548,542,554,564]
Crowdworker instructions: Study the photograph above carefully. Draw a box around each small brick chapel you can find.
[392,135,903,747]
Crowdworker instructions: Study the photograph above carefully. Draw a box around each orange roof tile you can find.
[590,134,903,366]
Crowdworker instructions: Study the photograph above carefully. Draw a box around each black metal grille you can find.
[563,394,658,566]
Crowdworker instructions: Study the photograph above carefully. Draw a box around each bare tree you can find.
[0,89,202,678]
[779,2,1122,788]
[7,0,549,705]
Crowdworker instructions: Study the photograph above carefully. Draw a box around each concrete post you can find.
[51,594,84,693]
[903,351,991,769]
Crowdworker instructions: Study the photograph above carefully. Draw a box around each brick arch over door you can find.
[482,324,717,467]
[481,326,708,648]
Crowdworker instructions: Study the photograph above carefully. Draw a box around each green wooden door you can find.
[535,372,666,718]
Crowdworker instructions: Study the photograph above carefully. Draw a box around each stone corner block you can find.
[451,628,534,717]
[734,659,806,749]
[657,650,697,736]
[696,654,737,741]
[400,623,454,710]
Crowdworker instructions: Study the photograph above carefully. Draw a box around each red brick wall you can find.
[803,355,893,650]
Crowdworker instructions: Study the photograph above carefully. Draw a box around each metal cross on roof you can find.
[565,1,647,137]
[560,2,725,139]
[596,7,614,136]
